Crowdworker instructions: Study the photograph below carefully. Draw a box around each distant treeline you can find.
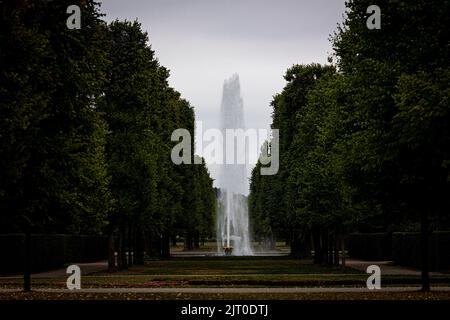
[0,0,216,270]
[249,0,450,276]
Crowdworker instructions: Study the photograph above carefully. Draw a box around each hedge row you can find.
[347,232,450,271]
[347,233,392,261]
[392,232,450,270]
[0,234,108,274]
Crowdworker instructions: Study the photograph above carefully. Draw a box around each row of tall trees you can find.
[249,0,450,290]
[0,0,215,272]
[101,20,215,268]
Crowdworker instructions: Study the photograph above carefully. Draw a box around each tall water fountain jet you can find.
[216,74,253,255]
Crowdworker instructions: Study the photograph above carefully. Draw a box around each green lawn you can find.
[1,256,449,290]
[105,256,360,276]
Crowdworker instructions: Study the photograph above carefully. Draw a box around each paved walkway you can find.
[0,261,108,279]
[36,261,108,278]
[0,286,449,294]
[346,259,447,276]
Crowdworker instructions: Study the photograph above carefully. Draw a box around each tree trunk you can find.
[269,234,276,250]
[327,230,333,265]
[135,228,145,265]
[128,224,134,267]
[23,231,31,292]
[290,234,302,259]
[107,231,116,272]
[147,232,161,258]
[290,231,310,259]
[193,233,200,249]
[161,232,171,258]
[184,234,193,251]
[322,229,329,265]
[119,224,127,270]
[341,234,346,268]
[312,227,322,264]
[334,231,340,267]
[420,211,430,291]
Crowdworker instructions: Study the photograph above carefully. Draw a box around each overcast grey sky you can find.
[99,0,347,188]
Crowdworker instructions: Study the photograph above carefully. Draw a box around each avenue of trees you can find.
[249,0,450,290]
[0,0,216,272]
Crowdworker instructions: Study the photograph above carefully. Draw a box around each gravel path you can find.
[1,286,449,294]
[346,259,447,275]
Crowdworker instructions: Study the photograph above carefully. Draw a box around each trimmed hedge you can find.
[347,231,450,271]
[347,233,392,261]
[392,232,450,270]
[0,234,108,274]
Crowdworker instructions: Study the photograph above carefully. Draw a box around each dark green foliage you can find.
[100,20,215,263]
[249,0,450,278]
[0,0,111,234]
[0,1,216,271]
